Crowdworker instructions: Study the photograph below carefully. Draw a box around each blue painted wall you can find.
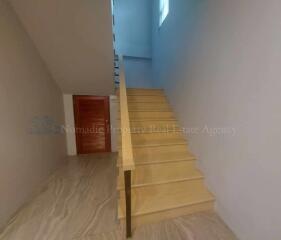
[124,57,153,88]
[114,0,152,58]
[114,0,154,88]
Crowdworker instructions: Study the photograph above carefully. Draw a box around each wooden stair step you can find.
[118,179,214,226]
[116,88,215,230]
[118,132,186,146]
[118,144,196,166]
[129,111,174,120]
[128,102,172,111]
[127,95,167,103]
[121,140,187,148]
[129,120,181,131]
[128,107,172,112]
[130,132,187,147]
[130,131,185,140]
[129,118,177,123]
[118,111,175,119]
[126,88,165,96]
[117,161,203,189]
[117,119,181,132]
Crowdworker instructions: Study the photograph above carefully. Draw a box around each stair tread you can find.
[118,132,186,145]
[129,118,177,122]
[118,161,203,189]
[130,129,183,134]
[128,110,173,112]
[123,89,165,96]
[128,111,175,120]
[133,132,185,144]
[129,120,181,130]
[116,88,164,93]
[127,95,167,103]
[127,102,172,111]
[132,140,187,147]
[118,145,196,166]
[118,179,214,218]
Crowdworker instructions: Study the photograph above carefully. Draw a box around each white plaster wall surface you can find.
[152,0,281,239]
[9,0,115,95]
[63,95,77,156]
[0,0,66,228]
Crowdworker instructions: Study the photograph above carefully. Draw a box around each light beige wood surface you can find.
[129,119,181,131]
[126,88,165,96]
[0,154,237,240]
[127,95,167,103]
[117,120,182,133]
[129,111,174,120]
[118,56,135,171]
[117,88,215,229]
[117,88,165,96]
[132,133,186,146]
[117,161,203,189]
[129,118,177,122]
[118,144,196,166]
[118,179,214,218]
[128,102,172,111]
[124,202,215,229]
[119,132,187,147]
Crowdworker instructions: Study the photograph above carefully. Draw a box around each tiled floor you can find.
[0,154,237,240]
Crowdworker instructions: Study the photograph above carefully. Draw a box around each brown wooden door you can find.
[73,96,111,154]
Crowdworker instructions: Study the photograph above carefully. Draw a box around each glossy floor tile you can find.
[0,154,237,240]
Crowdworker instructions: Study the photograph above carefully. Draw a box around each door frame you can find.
[73,95,111,154]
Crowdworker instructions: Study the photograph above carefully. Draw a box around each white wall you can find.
[0,0,66,229]
[152,0,281,239]
[63,95,77,156]
[9,0,114,95]
[110,95,118,152]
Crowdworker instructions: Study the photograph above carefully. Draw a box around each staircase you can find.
[117,88,215,231]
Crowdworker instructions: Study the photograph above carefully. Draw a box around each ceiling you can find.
[9,0,114,95]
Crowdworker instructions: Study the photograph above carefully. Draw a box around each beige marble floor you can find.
[0,154,237,240]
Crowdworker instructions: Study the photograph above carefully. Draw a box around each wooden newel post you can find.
[124,170,132,238]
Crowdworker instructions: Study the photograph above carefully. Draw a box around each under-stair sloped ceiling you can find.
[9,0,114,95]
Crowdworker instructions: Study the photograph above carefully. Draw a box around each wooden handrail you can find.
[119,55,135,171]
[118,55,134,238]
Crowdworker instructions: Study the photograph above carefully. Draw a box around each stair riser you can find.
[131,145,195,165]
[131,131,185,139]
[117,89,165,96]
[118,132,186,147]
[129,111,174,120]
[118,179,214,219]
[117,161,203,190]
[134,145,191,158]
[117,102,171,109]
[117,112,175,120]
[128,104,171,111]
[119,201,214,229]
[117,120,180,131]
[117,119,179,128]
[127,96,167,103]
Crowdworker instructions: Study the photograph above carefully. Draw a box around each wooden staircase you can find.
[117,88,215,231]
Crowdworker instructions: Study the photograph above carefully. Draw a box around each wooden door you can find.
[73,96,111,154]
